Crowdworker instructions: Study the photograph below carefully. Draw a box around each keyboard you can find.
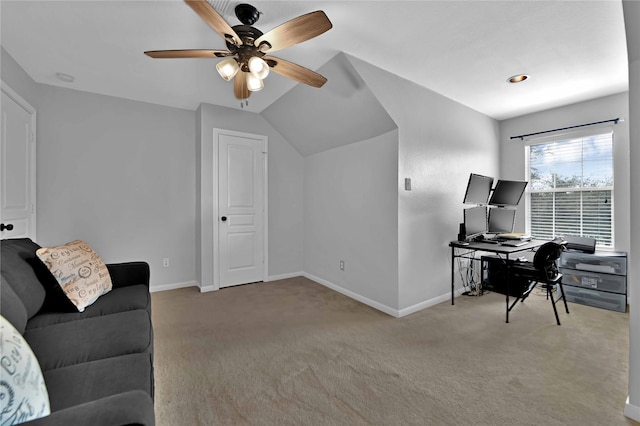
[501,240,529,247]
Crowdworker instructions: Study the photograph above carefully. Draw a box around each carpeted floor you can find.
[151,276,636,425]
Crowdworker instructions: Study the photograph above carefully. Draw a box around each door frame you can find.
[0,81,37,240]
[211,128,268,291]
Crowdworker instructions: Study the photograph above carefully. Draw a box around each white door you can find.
[0,84,36,240]
[216,130,266,288]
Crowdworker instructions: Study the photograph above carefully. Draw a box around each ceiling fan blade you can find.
[234,73,250,100]
[184,0,242,46]
[264,56,327,88]
[144,49,232,59]
[255,11,332,53]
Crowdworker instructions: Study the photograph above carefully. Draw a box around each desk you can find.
[449,239,546,323]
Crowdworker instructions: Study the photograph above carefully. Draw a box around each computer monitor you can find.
[488,180,527,206]
[464,206,487,239]
[487,207,516,234]
[463,173,494,205]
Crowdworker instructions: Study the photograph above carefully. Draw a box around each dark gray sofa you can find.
[0,238,155,426]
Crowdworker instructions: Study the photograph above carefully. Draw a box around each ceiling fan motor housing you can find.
[235,3,260,25]
[226,24,266,71]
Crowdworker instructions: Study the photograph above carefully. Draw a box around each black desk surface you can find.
[449,239,546,254]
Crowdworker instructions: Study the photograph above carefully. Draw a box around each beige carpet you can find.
[151,276,636,425]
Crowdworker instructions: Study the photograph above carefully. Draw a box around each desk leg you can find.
[505,254,510,323]
[451,247,455,305]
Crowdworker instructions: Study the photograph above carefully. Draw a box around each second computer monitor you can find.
[464,206,488,239]
[488,207,516,234]
[488,180,527,206]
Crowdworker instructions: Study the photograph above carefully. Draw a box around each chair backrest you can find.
[533,242,565,279]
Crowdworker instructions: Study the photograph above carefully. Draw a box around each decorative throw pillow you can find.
[36,240,113,312]
[0,315,50,425]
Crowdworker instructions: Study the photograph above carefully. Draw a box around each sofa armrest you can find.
[107,262,150,289]
[24,391,155,426]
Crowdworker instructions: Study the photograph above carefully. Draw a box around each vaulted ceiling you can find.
[0,1,629,120]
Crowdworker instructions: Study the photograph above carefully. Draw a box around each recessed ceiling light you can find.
[507,74,529,83]
[56,72,75,83]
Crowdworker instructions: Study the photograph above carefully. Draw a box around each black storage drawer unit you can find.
[560,250,627,313]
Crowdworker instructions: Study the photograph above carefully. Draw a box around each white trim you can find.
[0,81,37,240]
[303,272,462,318]
[625,397,640,422]
[267,271,303,282]
[149,280,198,293]
[303,272,401,318]
[399,288,467,317]
[151,273,463,318]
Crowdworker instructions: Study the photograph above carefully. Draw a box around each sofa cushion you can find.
[43,354,153,412]
[24,309,152,371]
[26,284,151,330]
[36,240,113,312]
[1,275,28,333]
[0,238,46,318]
[24,390,155,426]
[107,262,150,289]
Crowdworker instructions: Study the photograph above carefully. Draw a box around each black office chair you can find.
[510,242,570,325]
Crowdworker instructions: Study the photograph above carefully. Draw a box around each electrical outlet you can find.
[340,260,345,271]
[163,258,170,268]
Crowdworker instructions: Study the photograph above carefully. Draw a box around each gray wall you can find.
[347,54,500,312]
[261,53,398,157]
[304,130,399,311]
[499,93,631,253]
[3,46,197,288]
[35,85,196,288]
[1,47,39,109]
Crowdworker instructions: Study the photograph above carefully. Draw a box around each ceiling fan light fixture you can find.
[508,74,529,83]
[246,72,264,92]
[248,56,269,80]
[216,58,240,81]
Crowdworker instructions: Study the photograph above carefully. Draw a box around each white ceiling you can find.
[0,1,629,120]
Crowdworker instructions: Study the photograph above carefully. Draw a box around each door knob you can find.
[0,223,14,231]
[221,216,227,222]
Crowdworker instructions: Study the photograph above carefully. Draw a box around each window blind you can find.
[528,131,614,247]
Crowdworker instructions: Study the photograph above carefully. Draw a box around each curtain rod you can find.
[510,118,620,141]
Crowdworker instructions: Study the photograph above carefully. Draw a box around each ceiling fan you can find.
[145,0,332,101]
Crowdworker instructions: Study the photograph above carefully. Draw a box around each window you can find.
[527,131,614,247]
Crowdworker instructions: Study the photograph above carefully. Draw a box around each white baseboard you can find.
[267,271,304,282]
[303,272,401,318]
[150,273,458,320]
[625,397,640,422]
[303,272,462,318]
[149,280,198,293]
[398,290,460,317]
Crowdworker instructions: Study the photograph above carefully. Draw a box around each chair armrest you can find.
[107,262,150,289]
[24,391,155,426]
